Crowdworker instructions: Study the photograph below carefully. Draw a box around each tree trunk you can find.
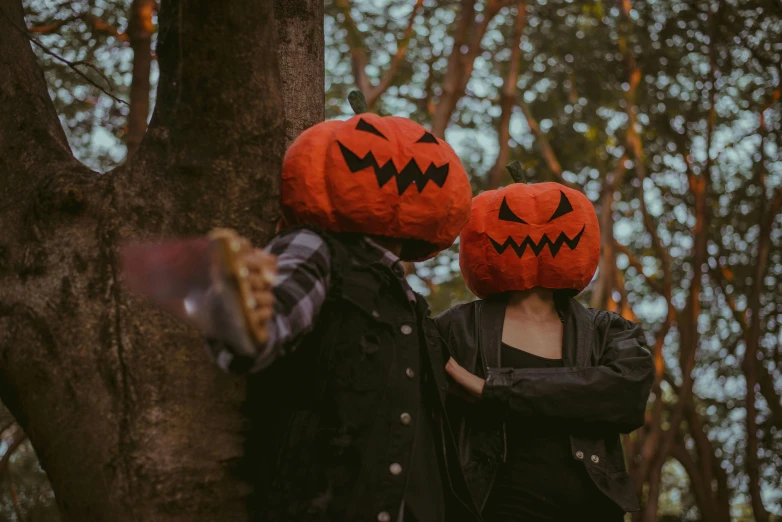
[275,0,324,147]
[0,0,322,520]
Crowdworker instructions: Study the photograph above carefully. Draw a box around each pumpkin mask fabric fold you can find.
[459,177,600,298]
[281,112,472,261]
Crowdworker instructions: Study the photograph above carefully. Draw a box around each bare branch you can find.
[516,101,579,190]
[711,261,782,430]
[28,13,130,42]
[743,104,778,522]
[366,0,424,107]
[487,1,526,189]
[613,239,664,295]
[0,423,27,520]
[669,436,721,521]
[0,424,26,472]
[615,0,672,310]
[0,9,128,106]
[335,0,370,94]
[590,155,629,310]
[336,0,424,108]
[125,0,157,159]
[431,0,511,137]
[8,474,24,522]
[27,17,69,34]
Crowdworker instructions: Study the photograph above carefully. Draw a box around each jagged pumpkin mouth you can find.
[337,142,450,195]
[486,225,586,257]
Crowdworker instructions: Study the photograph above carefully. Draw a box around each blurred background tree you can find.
[2,0,780,520]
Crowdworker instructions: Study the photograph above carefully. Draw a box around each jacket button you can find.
[400,324,413,335]
[591,455,600,463]
[400,412,412,425]
[389,463,403,475]
[371,310,380,318]
[377,512,391,522]
[405,368,415,378]
[575,451,584,460]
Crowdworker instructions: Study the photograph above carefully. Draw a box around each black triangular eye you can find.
[356,118,387,140]
[416,132,438,144]
[499,197,527,223]
[547,191,574,222]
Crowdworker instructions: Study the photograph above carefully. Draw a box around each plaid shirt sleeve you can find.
[205,228,331,374]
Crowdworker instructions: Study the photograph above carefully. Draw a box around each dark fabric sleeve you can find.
[204,227,332,374]
[482,314,654,433]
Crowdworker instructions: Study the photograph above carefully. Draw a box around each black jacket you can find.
[434,295,654,513]
[240,232,481,522]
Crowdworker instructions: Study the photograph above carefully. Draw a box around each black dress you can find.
[481,344,626,522]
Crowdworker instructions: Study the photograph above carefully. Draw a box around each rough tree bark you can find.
[0,0,322,520]
[275,0,325,147]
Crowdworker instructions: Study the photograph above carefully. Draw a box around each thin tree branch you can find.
[28,13,130,42]
[669,436,719,521]
[590,155,629,310]
[0,423,26,520]
[710,263,747,327]
[125,0,157,159]
[335,0,370,95]
[613,265,639,322]
[0,425,26,472]
[487,0,526,189]
[615,0,673,312]
[366,0,424,107]
[612,239,664,295]
[431,0,511,137]
[711,259,782,431]
[0,8,128,106]
[743,102,778,522]
[516,101,579,190]
[27,17,69,33]
[336,0,424,108]
[614,3,677,518]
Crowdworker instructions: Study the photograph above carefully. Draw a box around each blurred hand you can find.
[238,246,277,344]
[209,228,277,344]
[445,357,485,400]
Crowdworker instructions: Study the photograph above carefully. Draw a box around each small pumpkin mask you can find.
[281,94,472,261]
[459,164,599,298]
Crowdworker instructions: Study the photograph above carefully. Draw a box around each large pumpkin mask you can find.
[281,92,472,261]
[459,164,599,298]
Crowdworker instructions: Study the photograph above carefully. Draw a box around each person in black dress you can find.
[437,289,652,522]
[435,175,654,521]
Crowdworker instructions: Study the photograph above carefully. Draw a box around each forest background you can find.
[0,0,780,521]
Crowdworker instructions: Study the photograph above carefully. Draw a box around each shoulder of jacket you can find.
[433,300,476,325]
[587,308,638,332]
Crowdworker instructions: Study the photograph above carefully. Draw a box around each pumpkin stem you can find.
[506,161,527,184]
[348,90,369,114]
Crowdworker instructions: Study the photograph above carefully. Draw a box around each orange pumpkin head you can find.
[459,171,599,298]
[281,108,472,261]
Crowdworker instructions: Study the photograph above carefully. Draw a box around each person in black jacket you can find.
[201,94,481,522]
[435,171,654,521]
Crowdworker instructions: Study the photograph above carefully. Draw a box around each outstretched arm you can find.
[447,315,654,433]
[205,228,332,374]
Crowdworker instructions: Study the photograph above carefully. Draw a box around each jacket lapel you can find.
[477,295,506,373]
[561,297,593,368]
